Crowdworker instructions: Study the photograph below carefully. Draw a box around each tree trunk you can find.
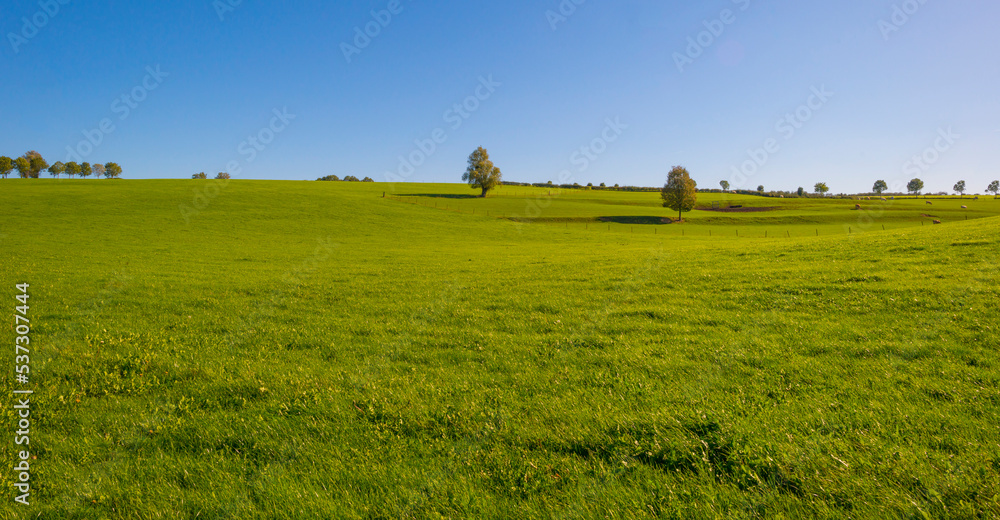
[481,187,488,198]
[678,210,682,222]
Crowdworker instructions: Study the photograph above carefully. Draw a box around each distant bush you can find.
[317,175,340,181]
[192,172,207,179]
[344,176,360,182]
[215,172,230,180]
[362,177,374,182]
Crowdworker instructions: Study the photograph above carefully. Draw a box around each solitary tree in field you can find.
[192,172,207,179]
[757,185,764,193]
[80,162,92,180]
[719,180,730,192]
[872,180,888,195]
[989,180,1000,199]
[0,156,13,179]
[797,187,805,197]
[362,177,374,182]
[89,163,103,179]
[104,162,122,179]
[49,161,66,179]
[814,182,830,196]
[954,180,966,197]
[463,146,502,197]
[215,172,231,180]
[661,166,697,221]
[14,157,31,178]
[907,178,924,197]
[65,162,81,178]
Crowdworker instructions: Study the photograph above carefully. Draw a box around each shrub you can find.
[317,175,341,181]
[192,172,207,179]
[344,176,360,182]
[215,172,231,180]
[362,177,374,182]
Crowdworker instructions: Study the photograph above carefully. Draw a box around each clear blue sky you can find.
[3,0,998,193]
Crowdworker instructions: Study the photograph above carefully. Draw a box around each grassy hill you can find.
[1,180,999,518]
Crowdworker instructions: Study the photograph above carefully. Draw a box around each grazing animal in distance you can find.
[961,205,968,209]
[932,220,942,224]
[926,201,933,205]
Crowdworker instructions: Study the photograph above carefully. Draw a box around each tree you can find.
[362,177,374,182]
[872,180,888,194]
[49,161,66,179]
[80,162,92,180]
[814,182,830,196]
[797,187,805,197]
[719,180,730,192]
[463,147,503,197]
[104,162,122,179]
[988,180,1000,199]
[0,156,12,179]
[215,172,230,180]
[599,182,606,187]
[317,175,340,181]
[89,163,103,179]
[192,172,207,179]
[65,162,81,178]
[954,180,966,197]
[757,185,764,193]
[14,157,31,178]
[23,151,47,178]
[907,178,924,196]
[343,175,360,182]
[660,166,697,221]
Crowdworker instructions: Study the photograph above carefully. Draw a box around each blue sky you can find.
[3,0,998,193]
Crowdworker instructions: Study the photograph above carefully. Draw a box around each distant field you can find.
[390,183,1000,238]
[1,180,999,519]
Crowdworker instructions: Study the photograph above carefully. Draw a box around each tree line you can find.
[0,151,122,179]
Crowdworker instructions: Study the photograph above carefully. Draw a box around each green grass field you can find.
[2,180,999,519]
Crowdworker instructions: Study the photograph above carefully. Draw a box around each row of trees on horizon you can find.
[0,151,122,179]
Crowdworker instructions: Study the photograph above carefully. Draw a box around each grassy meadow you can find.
[1,179,999,519]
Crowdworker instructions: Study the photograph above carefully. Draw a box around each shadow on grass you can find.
[404,194,480,200]
[598,216,676,225]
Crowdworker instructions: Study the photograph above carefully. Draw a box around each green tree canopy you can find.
[660,166,697,221]
[719,180,730,191]
[814,182,830,196]
[104,162,123,179]
[88,163,103,178]
[24,151,47,178]
[953,180,966,197]
[49,161,66,178]
[907,178,924,196]
[0,156,12,179]
[80,162,92,179]
[463,147,503,197]
[873,180,888,194]
[14,157,31,178]
[65,162,81,178]
[988,180,1000,199]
